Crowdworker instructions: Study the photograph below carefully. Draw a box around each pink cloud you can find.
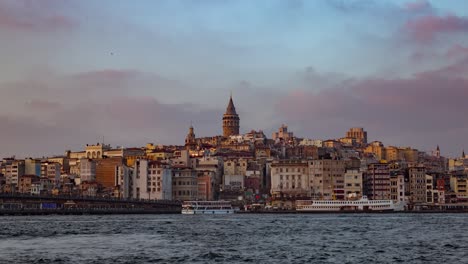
[275,60,468,153]
[445,44,468,59]
[405,14,468,42]
[0,0,75,32]
[0,68,220,157]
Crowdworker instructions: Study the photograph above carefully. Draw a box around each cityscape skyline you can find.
[1,0,468,157]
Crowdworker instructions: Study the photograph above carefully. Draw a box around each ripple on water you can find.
[0,214,467,263]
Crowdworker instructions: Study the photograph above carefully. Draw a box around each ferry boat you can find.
[181,201,235,215]
[296,196,404,212]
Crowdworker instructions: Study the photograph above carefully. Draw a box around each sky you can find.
[1,0,468,158]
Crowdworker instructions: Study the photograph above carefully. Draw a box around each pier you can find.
[0,194,181,215]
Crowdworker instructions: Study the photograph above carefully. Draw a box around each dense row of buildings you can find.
[1,96,467,209]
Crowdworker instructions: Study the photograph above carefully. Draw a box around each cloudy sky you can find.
[1,0,468,158]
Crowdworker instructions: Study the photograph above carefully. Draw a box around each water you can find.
[0,214,467,263]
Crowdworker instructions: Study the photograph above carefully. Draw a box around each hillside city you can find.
[1,96,467,211]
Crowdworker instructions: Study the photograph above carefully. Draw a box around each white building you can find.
[132,159,172,200]
[148,161,172,200]
[115,164,134,199]
[270,160,309,198]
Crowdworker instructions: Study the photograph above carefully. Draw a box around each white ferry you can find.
[181,201,235,215]
[296,196,404,212]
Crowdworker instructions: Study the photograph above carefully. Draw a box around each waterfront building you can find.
[344,169,363,197]
[95,157,124,189]
[115,164,134,199]
[406,164,427,204]
[172,167,198,201]
[345,127,368,145]
[309,159,345,199]
[390,174,405,203]
[148,161,172,200]
[194,156,223,199]
[197,171,215,200]
[270,160,309,199]
[223,158,248,191]
[222,95,240,137]
[132,159,150,200]
[450,174,468,197]
[245,172,261,198]
[131,159,172,200]
[423,173,445,204]
[364,163,391,200]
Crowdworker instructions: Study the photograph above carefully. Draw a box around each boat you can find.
[296,196,404,212]
[181,201,235,214]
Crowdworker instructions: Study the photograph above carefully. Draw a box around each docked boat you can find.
[296,196,403,212]
[181,201,235,214]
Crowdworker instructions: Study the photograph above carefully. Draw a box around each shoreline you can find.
[2,209,468,216]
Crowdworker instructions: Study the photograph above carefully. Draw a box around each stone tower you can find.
[222,95,240,137]
[185,124,196,150]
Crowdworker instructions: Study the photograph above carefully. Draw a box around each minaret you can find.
[435,145,440,158]
[463,150,465,158]
[222,95,240,137]
[185,123,196,150]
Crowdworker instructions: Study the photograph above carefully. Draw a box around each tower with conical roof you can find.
[222,95,240,137]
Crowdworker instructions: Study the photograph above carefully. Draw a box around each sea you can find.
[0,214,467,263]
